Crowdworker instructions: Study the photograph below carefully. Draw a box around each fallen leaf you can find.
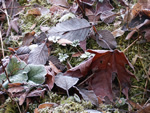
[49,61,61,74]
[55,73,79,96]
[100,11,117,24]
[77,87,99,106]
[38,103,57,109]
[65,49,136,101]
[48,18,91,42]
[95,0,114,15]
[28,42,49,65]
[16,46,31,55]
[79,0,96,6]
[45,66,55,90]
[96,30,117,49]
[112,28,125,38]
[47,0,69,7]
[27,8,41,16]
[22,31,35,46]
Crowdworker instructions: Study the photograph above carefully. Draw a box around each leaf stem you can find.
[123,36,142,53]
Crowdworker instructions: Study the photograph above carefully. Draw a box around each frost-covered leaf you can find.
[28,43,49,65]
[27,64,47,85]
[96,30,117,49]
[55,73,79,92]
[48,18,91,42]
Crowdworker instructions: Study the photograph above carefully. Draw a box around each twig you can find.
[0,27,4,58]
[77,73,94,86]
[2,0,10,26]
[123,36,142,53]
[0,59,11,83]
[1,88,22,113]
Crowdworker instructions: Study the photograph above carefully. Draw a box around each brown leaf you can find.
[96,30,117,49]
[96,0,114,15]
[49,61,61,74]
[22,31,35,46]
[65,49,136,101]
[38,103,56,109]
[27,8,41,16]
[85,8,100,23]
[100,11,117,24]
[45,66,55,90]
[28,42,49,65]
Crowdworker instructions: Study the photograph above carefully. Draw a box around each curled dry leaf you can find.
[65,49,136,101]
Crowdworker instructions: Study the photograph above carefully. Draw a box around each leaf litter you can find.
[0,0,149,112]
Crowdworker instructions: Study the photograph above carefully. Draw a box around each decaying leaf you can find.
[65,49,136,101]
[48,18,91,42]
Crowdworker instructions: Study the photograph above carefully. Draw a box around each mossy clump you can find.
[36,92,94,113]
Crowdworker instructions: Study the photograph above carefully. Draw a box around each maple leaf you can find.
[65,49,136,101]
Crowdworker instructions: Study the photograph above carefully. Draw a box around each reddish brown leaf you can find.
[45,66,55,90]
[65,49,135,101]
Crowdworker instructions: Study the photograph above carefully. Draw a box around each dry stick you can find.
[123,36,142,53]
[0,28,4,58]
[2,88,22,113]
[2,0,10,26]
[77,73,94,87]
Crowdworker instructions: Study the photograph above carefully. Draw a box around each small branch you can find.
[123,36,142,53]
[77,73,94,86]
[0,28,4,58]
[0,59,11,83]
[2,0,10,26]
